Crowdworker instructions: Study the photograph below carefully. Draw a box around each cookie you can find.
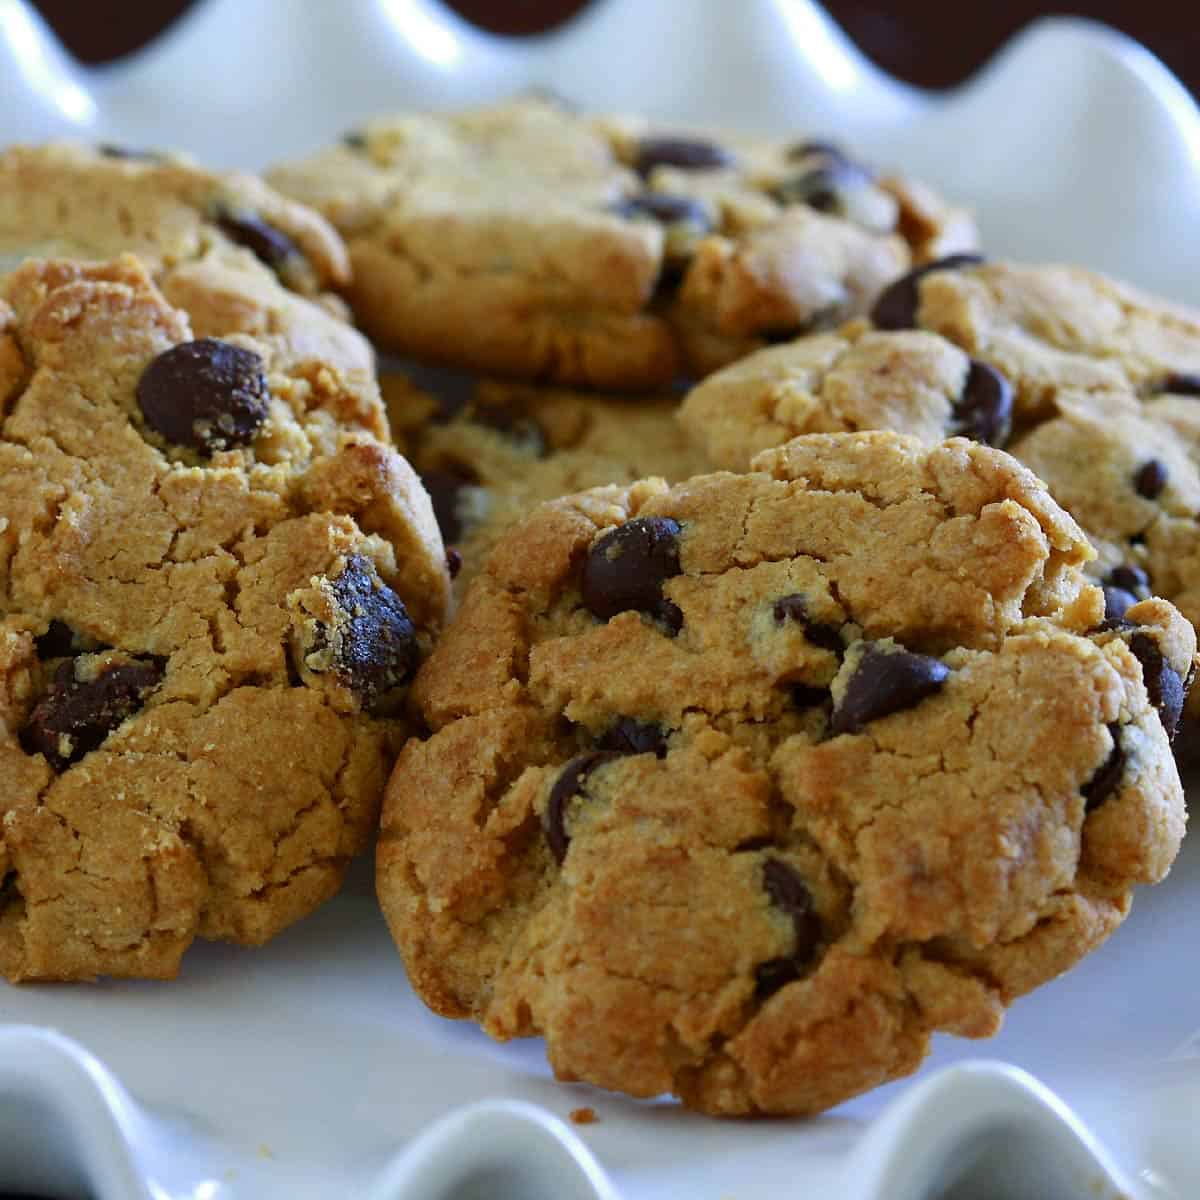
[681,259,1200,471]
[267,99,976,389]
[377,431,1191,1115]
[384,373,709,586]
[0,142,377,404]
[0,255,449,982]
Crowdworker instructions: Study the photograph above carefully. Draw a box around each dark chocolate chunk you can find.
[321,555,419,714]
[772,594,843,654]
[544,750,621,863]
[634,137,732,176]
[581,516,683,633]
[420,466,476,543]
[216,209,300,271]
[1083,724,1125,811]
[613,192,712,231]
[952,360,1013,446]
[869,254,985,331]
[1135,459,1168,499]
[774,160,872,212]
[1105,564,1150,598]
[596,718,668,758]
[137,338,268,455]
[754,859,821,999]
[1102,586,1137,623]
[1162,372,1200,396]
[831,645,950,735]
[20,657,163,771]
[1129,632,1185,740]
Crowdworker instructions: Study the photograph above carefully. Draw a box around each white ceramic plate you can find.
[2,2,1200,1197]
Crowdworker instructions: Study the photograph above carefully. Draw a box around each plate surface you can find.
[2,2,1200,1197]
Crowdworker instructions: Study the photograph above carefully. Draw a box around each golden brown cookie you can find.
[384,373,709,587]
[377,431,1191,1115]
[267,99,976,389]
[0,255,449,982]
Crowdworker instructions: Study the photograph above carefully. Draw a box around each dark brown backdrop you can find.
[29,1,1200,98]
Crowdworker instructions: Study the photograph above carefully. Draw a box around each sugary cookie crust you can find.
[378,431,1190,1115]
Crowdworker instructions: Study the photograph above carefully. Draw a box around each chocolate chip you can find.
[20,657,163,771]
[1102,586,1137,623]
[772,594,843,654]
[1082,724,1124,811]
[1106,564,1150,597]
[830,645,950,735]
[317,556,419,714]
[870,254,986,331]
[469,405,547,456]
[754,859,821,999]
[216,209,299,271]
[774,161,872,212]
[34,620,78,660]
[634,137,732,176]
[582,516,683,633]
[1162,372,1200,396]
[1129,633,1185,740]
[341,130,368,150]
[420,467,476,543]
[544,750,621,863]
[596,718,668,758]
[137,338,268,455]
[97,144,165,163]
[445,548,463,579]
[613,192,711,231]
[952,360,1013,446]
[785,139,848,163]
[1135,459,1168,499]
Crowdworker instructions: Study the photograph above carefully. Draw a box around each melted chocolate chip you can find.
[20,657,163,771]
[870,254,986,331]
[1106,564,1150,597]
[420,466,476,543]
[596,718,668,758]
[216,209,300,270]
[754,859,821,999]
[1083,724,1125,811]
[34,620,78,660]
[774,161,872,212]
[952,360,1013,446]
[1102,586,1137,623]
[137,338,268,455]
[1162,372,1200,396]
[1135,459,1168,499]
[544,750,621,863]
[831,645,950,735]
[1129,633,1185,740]
[581,517,683,633]
[772,594,843,654]
[634,137,732,176]
[321,556,419,714]
[613,192,711,231]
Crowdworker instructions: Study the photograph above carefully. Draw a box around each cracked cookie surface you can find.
[376,431,1191,1115]
[0,255,449,981]
[267,99,975,389]
[383,373,709,589]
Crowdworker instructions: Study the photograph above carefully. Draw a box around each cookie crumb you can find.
[569,1106,598,1125]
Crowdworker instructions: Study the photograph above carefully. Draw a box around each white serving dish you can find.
[2,2,1200,1197]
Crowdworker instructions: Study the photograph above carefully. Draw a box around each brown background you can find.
[28,0,1200,98]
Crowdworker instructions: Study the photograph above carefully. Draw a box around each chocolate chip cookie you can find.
[377,431,1191,1115]
[0,255,449,981]
[267,98,976,389]
[0,142,377,409]
[383,373,709,586]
